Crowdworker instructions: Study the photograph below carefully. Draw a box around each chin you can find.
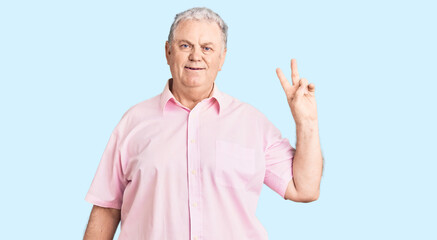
[181,77,207,87]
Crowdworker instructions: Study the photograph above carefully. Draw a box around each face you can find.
[165,20,227,90]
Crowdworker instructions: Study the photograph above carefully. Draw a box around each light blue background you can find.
[1,0,436,239]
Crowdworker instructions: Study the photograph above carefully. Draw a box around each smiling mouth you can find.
[185,66,205,70]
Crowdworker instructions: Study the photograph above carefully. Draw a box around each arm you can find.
[285,121,323,202]
[83,205,121,240]
[277,59,323,203]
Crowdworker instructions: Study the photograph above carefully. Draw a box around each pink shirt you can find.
[85,79,295,240]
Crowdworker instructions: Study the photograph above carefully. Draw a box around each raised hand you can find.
[276,59,318,125]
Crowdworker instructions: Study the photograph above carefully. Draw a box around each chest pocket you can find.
[215,140,256,189]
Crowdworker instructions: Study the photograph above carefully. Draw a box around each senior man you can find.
[84,7,323,240]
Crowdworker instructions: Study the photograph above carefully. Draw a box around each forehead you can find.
[173,20,222,44]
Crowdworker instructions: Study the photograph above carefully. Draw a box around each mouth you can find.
[185,66,205,70]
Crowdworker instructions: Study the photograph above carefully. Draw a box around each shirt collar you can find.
[159,78,229,116]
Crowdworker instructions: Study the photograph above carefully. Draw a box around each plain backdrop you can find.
[1,0,436,239]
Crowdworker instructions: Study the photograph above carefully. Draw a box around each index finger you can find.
[291,59,300,85]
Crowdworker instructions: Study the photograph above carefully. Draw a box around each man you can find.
[84,7,323,240]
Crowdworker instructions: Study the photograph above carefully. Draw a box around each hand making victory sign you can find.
[276,59,323,202]
[276,59,318,125]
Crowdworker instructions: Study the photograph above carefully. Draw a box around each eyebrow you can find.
[175,39,216,46]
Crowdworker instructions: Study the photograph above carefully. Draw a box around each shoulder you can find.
[124,94,161,118]
[220,92,283,150]
[220,91,266,119]
[113,94,162,135]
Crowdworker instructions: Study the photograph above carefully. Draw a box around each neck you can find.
[169,79,214,110]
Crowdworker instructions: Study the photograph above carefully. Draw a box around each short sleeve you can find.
[85,120,128,209]
[262,117,295,200]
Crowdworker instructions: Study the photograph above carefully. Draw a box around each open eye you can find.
[181,44,190,48]
[204,47,212,51]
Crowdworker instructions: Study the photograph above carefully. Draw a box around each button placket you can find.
[187,107,202,240]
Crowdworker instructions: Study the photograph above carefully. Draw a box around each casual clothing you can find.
[85,79,294,240]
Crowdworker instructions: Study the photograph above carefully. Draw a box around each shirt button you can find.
[191,169,196,175]
[193,236,198,240]
[192,202,197,207]
[190,139,196,144]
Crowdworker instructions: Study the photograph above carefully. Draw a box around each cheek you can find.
[175,53,188,64]
[210,58,222,69]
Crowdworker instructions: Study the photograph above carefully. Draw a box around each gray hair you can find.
[168,7,228,49]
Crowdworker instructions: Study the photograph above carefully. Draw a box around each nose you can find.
[189,46,202,62]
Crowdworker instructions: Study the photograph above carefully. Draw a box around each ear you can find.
[218,48,227,71]
[165,41,171,65]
